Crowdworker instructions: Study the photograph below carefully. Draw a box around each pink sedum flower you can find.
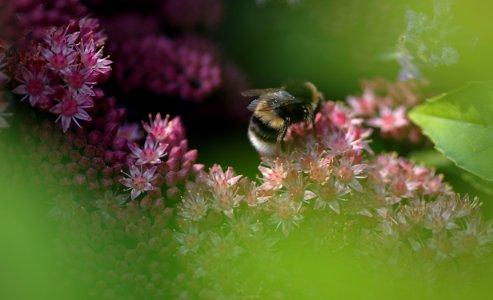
[12,67,53,106]
[208,164,243,188]
[62,66,97,96]
[335,157,367,192]
[128,136,168,165]
[79,40,112,78]
[43,26,80,53]
[258,158,288,191]
[328,102,362,129]
[368,105,409,133]
[347,88,377,116]
[41,47,76,71]
[143,113,174,143]
[207,165,243,218]
[121,164,157,200]
[49,91,93,132]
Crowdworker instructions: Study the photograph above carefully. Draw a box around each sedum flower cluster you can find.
[346,77,429,144]
[0,0,88,46]
[94,0,249,123]
[12,17,111,132]
[112,36,221,103]
[121,113,203,201]
[173,99,493,298]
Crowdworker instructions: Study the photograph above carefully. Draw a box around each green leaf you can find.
[409,81,493,182]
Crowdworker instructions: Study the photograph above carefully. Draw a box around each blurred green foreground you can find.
[2,156,493,300]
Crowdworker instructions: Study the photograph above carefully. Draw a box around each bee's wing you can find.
[247,99,261,112]
[241,88,282,97]
[254,91,302,112]
[245,89,285,112]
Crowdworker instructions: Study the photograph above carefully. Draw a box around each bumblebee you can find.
[243,81,323,157]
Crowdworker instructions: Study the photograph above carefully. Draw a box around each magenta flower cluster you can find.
[13,17,111,132]
[90,0,250,120]
[113,36,221,102]
[0,0,88,45]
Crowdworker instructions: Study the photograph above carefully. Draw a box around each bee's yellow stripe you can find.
[255,106,285,130]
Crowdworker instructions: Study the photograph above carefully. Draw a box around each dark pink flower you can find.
[62,66,97,96]
[49,91,93,132]
[12,66,53,106]
[43,26,78,48]
[78,40,112,79]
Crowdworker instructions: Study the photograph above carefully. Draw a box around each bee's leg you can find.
[310,116,319,139]
[276,126,288,155]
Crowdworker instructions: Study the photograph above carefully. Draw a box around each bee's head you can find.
[284,80,312,103]
[284,80,322,122]
[284,81,322,104]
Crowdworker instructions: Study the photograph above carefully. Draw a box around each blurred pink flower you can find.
[161,0,224,31]
[368,105,409,133]
[117,123,144,143]
[347,88,377,116]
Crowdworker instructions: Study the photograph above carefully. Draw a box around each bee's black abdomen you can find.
[249,115,279,143]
